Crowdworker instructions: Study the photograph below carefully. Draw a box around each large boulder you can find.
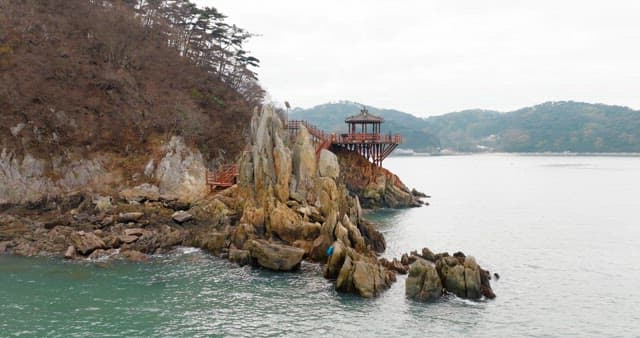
[229,247,252,266]
[406,260,442,302]
[155,136,208,202]
[247,239,305,271]
[324,241,347,278]
[119,183,160,203]
[70,231,105,255]
[435,255,488,300]
[326,241,394,298]
[291,126,317,196]
[268,203,303,243]
[318,149,339,179]
[336,253,393,298]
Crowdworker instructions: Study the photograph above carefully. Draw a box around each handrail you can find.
[288,120,402,144]
[207,164,238,189]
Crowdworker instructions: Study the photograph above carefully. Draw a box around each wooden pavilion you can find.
[288,107,402,166]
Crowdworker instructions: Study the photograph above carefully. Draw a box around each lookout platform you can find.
[287,107,402,166]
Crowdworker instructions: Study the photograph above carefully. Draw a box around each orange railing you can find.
[287,120,402,145]
[206,164,238,190]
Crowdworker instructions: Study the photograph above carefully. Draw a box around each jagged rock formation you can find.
[332,147,423,208]
[402,248,496,301]
[229,106,394,294]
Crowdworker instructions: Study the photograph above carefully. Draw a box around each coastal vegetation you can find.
[0,0,262,162]
[292,101,640,153]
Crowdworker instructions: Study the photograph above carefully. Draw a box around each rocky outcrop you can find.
[0,136,211,206]
[318,149,339,179]
[70,231,105,255]
[0,149,107,204]
[246,239,305,271]
[119,184,160,204]
[406,260,442,301]
[155,136,208,203]
[232,106,393,296]
[401,247,497,301]
[332,147,424,209]
[324,241,395,298]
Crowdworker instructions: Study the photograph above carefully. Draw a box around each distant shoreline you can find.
[390,151,640,157]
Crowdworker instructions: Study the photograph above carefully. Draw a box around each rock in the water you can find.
[318,149,340,179]
[70,231,105,255]
[119,249,148,262]
[246,239,305,271]
[119,183,160,203]
[324,241,346,278]
[463,256,482,299]
[336,254,393,298]
[481,268,497,299]
[64,245,76,259]
[435,254,493,300]
[199,232,226,254]
[406,260,442,302]
[118,212,144,223]
[172,211,192,224]
[420,247,436,262]
[229,247,252,266]
[88,248,115,260]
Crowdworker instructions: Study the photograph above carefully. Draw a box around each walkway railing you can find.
[206,164,238,191]
[287,120,402,145]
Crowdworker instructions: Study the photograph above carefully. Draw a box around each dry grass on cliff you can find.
[0,0,255,165]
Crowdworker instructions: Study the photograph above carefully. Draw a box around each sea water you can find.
[2,155,639,337]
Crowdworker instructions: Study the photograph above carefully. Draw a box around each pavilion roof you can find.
[345,107,384,123]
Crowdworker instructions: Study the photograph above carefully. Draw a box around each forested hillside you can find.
[293,101,640,153]
[0,0,262,162]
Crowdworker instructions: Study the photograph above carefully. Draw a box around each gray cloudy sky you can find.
[197,0,640,116]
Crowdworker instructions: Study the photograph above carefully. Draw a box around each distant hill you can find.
[291,101,640,153]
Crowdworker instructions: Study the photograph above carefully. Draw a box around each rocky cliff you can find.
[229,106,395,297]
[333,147,424,208]
[0,136,209,206]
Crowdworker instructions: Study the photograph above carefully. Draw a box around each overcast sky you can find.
[197,1,640,116]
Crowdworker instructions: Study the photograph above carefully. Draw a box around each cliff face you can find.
[333,147,422,208]
[0,136,208,205]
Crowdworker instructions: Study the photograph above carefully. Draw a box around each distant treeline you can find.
[292,101,640,153]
